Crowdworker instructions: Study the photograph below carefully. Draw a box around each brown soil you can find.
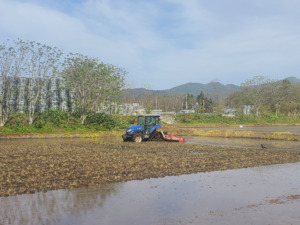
[1,139,300,197]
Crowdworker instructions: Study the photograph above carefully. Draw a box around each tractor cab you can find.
[122,114,185,143]
[137,115,161,135]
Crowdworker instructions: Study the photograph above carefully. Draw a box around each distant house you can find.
[224,108,237,114]
[223,107,237,117]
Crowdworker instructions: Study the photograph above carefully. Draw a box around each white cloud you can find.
[0,0,300,89]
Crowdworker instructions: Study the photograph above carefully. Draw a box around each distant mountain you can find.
[125,82,239,100]
[125,77,300,100]
[167,82,239,99]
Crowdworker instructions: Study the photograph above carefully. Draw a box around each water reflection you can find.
[0,183,122,225]
[1,163,300,225]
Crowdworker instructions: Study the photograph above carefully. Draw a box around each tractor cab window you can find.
[137,116,145,125]
[146,116,161,126]
[156,117,161,125]
[145,117,154,126]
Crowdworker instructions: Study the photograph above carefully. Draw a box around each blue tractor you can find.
[122,114,163,142]
[122,114,185,143]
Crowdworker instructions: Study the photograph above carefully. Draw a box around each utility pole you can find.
[156,96,158,110]
[185,94,188,110]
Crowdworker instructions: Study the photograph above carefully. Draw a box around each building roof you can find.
[138,114,160,117]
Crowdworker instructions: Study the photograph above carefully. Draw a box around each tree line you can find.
[123,90,216,113]
[226,75,300,118]
[1,40,299,129]
[123,75,300,119]
[0,39,126,126]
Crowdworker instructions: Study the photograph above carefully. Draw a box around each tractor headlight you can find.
[127,129,132,134]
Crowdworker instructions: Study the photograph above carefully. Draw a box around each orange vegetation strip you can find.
[172,128,300,141]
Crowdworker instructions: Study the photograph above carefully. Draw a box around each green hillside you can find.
[124,76,300,99]
[124,82,239,99]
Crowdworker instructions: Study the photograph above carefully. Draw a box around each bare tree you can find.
[62,53,126,124]
[265,79,293,115]
[281,82,300,115]
[240,75,271,117]
[22,40,62,124]
[0,40,25,126]
[135,94,185,112]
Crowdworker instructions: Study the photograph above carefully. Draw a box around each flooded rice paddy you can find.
[1,127,300,225]
[185,125,300,150]
[186,136,300,150]
[177,125,300,141]
[199,125,300,135]
[1,137,300,197]
[1,162,300,225]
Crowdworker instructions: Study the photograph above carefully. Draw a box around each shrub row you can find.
[1,110,136,133]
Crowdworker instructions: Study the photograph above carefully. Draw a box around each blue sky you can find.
[0,0,300,89]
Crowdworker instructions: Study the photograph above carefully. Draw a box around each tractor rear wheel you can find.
[132,133,142,142]
[150,131,164,141]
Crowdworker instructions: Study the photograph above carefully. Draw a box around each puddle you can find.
[186,125,300,150]
[185,136,300,150]
[1,162,300,225]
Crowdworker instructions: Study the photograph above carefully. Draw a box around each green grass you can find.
[1,110,300,135]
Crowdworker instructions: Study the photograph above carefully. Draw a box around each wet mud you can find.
[1,138,300,197]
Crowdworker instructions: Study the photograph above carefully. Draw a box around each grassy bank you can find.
[1,111,299,141]
[1,126,299,141]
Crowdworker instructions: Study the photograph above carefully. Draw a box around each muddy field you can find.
[1,139,300,197]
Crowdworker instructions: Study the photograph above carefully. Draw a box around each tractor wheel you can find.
[132,133,142,142]
[150,131,164,141]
